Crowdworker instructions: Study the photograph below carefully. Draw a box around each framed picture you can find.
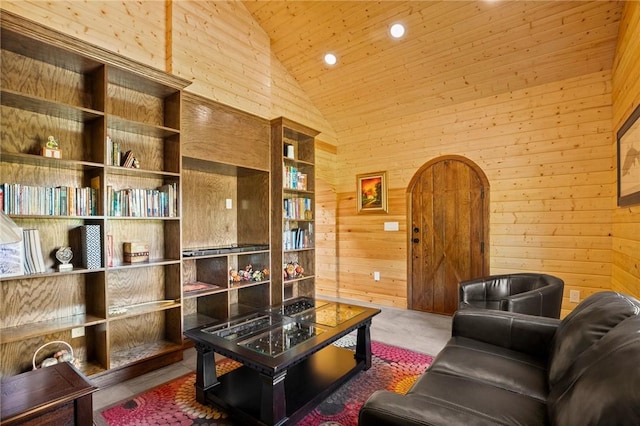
[357,171,388,213]
[617,103,640,207]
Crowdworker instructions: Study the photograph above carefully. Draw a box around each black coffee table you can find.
[184,297,381,426]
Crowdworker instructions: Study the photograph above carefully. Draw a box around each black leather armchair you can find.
[458,272,564,318]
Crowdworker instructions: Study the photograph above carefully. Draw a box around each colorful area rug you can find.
[96,336,433,426]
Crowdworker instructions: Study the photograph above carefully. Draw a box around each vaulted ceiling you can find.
[243,1,623,136]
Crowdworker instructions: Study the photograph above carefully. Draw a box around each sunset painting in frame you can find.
[357,171,388,213]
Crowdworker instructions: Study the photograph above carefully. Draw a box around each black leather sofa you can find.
[359,291,640,426]
[458,272,564,318]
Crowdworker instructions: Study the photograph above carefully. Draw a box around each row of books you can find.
[107,183,178,217]
[283,227,312,250]
[22,228,46,274]
[283,166,308,191]
[283,197,312,220]
[0,183,99,217]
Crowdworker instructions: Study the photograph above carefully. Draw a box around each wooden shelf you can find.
[108,300,180,320]
[1,89,104,121]
[0,314,107,344]
[183,282,225,299]
[108,258,181,270]
[0,267,105,282]
[107,115,180,138]
[106,165,180,179]
[0,152,104,171]
[109,340,183,370]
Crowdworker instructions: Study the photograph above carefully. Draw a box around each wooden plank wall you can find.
[4,1,638,317]
[611,2,640,297]
[332,70,615,316]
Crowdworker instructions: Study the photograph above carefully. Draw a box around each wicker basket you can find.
[32,340,74,370]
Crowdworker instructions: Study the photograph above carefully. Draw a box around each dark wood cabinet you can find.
[1,362,97,426]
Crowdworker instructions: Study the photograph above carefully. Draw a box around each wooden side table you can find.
[1,362,97,426]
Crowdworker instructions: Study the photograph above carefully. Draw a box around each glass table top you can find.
[238,322,325,356]
[196,298,368,357]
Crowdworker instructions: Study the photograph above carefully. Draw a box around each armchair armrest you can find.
[503,282,563,318]
[452,308,560,360]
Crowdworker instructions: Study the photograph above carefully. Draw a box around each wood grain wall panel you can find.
[1,1,166,70]
[182,92,270,170]
[170,1,272,119]
[611,2,640,299]
[315,140,339,297]
[334,71,614,314]
[269,54,338,145]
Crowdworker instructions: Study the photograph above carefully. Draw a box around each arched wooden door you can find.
[408,155,489,315]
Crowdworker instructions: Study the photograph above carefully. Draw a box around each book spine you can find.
[80,224,102,269]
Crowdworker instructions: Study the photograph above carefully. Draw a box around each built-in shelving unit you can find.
[181,93,271,332]
[270,118,320,303]
[0,11,189,386]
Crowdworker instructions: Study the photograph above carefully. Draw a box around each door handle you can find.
[413,238,420,243]
[413,227,419,233]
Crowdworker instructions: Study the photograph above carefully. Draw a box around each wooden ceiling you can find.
[242,1,623,136]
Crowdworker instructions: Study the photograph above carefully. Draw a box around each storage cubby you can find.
[0,11,189,383]
[108,307,182,369]
[181,157,270,331]
[271,118,319,303]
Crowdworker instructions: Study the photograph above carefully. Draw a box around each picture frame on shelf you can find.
[356,171,388,214]
[617,103,640,207]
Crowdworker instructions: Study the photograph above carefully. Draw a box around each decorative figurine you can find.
[42,135,62,159]
[56,246,73,271]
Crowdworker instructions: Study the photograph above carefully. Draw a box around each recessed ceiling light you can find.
[390,23,405,39]
[324,53,337,66]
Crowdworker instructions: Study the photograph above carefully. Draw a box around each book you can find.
[22,229,45,274]
[80,225,101,269]
[106,234,114,267]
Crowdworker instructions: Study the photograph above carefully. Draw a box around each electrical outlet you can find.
[569,290,580,303]
[374,271,380,281]
[225,199,232,209]
[71,327,85,338]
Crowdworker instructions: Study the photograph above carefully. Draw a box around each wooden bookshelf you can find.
[270,118,320,303]
[0,11,190,386]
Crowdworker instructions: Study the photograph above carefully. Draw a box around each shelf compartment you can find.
[0,324,108,377]
[108,264,181,318]
[184,292,229,328]
[108,308,183,370]
[0,271,106,334]
[106,219,180,264]
[183,311,220,331]
[108,300,180,320]
[182,161,269,252]
[107,115,179,138]
[0,42,105,111]
[0,314,107,344]
[1,89,104,122]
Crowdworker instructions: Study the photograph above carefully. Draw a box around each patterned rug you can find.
[96,336,433,426]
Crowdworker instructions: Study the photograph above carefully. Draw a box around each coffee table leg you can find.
[260,371,287,425]
[194,342,219,404]
[355,320,373,370]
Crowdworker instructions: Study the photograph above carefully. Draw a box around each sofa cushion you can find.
[407,371,548,425]
[548,292,640,386]
[548,315,640,425]
[428,336,548,401]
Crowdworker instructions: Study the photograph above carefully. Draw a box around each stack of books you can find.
[22,229,46,274]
